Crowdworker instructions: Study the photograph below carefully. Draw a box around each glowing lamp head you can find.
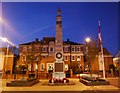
[2,38,8,42]
[85,37,91,43]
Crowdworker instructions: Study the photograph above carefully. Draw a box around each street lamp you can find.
[0,37,15,78]
[84,37,91,73]
[0,37,15,46]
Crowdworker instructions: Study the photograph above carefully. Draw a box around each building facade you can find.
[19,37,84,78]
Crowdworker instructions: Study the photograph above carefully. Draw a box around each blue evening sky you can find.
[2,2,118,55]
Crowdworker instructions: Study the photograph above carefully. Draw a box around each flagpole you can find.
[98,20,105,79]
[101,43,105,79]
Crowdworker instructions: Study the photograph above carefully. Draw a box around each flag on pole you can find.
[98,20,102,44]
[98,20,106,79]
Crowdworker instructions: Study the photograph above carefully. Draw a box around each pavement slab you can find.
[1,78,120,93]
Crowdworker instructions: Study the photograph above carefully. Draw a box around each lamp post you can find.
[84,37,91,72]
[0,37,15,78]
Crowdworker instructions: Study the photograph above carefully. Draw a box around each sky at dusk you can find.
[1,2,118,55]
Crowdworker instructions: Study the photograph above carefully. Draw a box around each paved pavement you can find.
[106,77,120,88]
[1,78,120,93]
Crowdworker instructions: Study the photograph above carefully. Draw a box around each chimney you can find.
[35,38,38,42]
[67,39,70,42]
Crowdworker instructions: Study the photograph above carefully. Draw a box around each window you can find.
[64,47,68,52]
[20,47,23,52]
[42,47,47,52]
[65,64,68,71]
[47,63,54,72]
[35,56,38,61]
[22,55,26,61]
[77,56,81,61]
[64,56,68,61]
[28,64,31,71]
[34,64,38,71]
[23,47,27,52]
[71,47,75,52]
[28,46,32,52]
[40,63,44,71]
[77,47,80,52]
[50,47,54,52]
[72,56,75,61]
[35,46,39,52]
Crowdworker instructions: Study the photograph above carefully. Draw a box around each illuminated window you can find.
[65,64,68,71]
[34,64,38,71]
[28,64,31,71]
[22,55,26,61]
[40,63,44,71]
[77,56,81,61]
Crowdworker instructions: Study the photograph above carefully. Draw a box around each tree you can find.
[85,38,98,77]
[26,42,41,78]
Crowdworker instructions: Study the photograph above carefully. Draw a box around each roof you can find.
[63,39,83,45]
[20,37,83,46]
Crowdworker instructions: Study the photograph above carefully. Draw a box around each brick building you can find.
[19,37,84,78]
[1,47,19,79]
[91,48,113,74]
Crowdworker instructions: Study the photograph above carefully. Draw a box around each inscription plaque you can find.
[55,63,63,72]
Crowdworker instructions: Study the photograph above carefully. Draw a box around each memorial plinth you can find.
[52,8,66,81]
